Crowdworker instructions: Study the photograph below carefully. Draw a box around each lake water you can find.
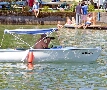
[1,27,107,90]
[0,62,107,90]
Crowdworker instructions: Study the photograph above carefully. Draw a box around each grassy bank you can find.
[0,25,59,49]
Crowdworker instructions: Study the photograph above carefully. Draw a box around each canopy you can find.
[4,28,58,35]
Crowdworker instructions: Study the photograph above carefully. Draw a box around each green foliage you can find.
[70,2,77,12]
[24,6,30,11]
[14,8,22,12]
[88,4,95,12]
[42,6,50,12]
[94,9,105,12]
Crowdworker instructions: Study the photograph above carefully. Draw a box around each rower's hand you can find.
[46,38,51,44]
[47,37,51,41]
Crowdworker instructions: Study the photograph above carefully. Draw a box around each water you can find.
[1,27,107,89]
[0,62,107,90]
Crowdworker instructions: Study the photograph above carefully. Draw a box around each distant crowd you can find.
[57,1,94,29]
[27,0,94,29]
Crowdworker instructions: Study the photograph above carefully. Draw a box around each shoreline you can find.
[0,15,66,25]
[0,12,107,25]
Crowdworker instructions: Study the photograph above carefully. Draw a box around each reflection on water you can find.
[1,28,107,89]
[0,62,107,90]
[58,28,105,48]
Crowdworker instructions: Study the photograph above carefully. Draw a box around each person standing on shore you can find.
[81,2,88,24]
[75,2,82,25]
[28,0,34,7]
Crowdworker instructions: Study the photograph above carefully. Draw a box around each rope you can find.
[1,28,57,50]
[0,34,5,48]
[11,33,31,47]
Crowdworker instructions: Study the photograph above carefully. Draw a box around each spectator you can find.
[28,0,34,7]
[65,17,72,25]
[65,17,76,25]
[81,2,88,24]
[57,21,63,29]
[38,0,42,8]
[71,17,76,25]
[75,2,82,25]
[32,1,39,17]
[78,13,93,29]
[59,3,66,11]
[83,13,93,29]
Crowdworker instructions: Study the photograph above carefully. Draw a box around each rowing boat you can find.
[0,28,101,63]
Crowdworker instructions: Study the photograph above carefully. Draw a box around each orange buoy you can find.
[27,63,34,70]
[27,51,34,63]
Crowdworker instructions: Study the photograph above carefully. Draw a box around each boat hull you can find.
[0,47,101,63]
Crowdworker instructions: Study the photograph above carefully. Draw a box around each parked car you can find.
[11,1,27,10]
[0,2,10,10]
